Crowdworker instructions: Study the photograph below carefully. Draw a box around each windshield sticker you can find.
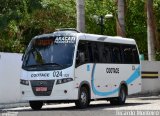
[87,65,90,71]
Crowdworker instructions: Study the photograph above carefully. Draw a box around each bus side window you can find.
[99,43,111,63]
[103,44,111,63]
[88,42,94,62]
[92,42,100,63]
[132,46,140,64]
[123,47,133,64]
[76,42,85,65]
[76,41,91,66]
[111,46,121,63]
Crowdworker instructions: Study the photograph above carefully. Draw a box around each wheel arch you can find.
[78,81,91,100]
[119,81,128,95]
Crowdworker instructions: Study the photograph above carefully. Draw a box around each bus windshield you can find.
[22,35,76,71]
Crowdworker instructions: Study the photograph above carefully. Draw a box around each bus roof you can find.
[33,31,136,45]
[77,33,136,45]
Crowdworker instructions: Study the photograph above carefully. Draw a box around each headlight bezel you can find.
[20,79,29,86]
[56,78,73,85]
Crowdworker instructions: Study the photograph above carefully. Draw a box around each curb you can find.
[128,92,160,98]
[0,103,29,109]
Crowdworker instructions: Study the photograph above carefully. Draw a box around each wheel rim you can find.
[81,91,87,104]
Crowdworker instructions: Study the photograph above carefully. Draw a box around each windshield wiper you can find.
[24,63,63,68]
[41,63,63,67]
[22,64,41,70]
[25,64,39,67]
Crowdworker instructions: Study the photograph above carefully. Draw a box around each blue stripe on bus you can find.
[91,64,140,96]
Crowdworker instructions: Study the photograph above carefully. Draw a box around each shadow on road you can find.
[138,97,160,101]
[88,102,150,110]
[0,102,151,112]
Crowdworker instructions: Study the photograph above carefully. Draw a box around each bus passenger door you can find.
[75,40,96,99]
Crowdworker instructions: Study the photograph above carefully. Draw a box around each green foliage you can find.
[0,0,160,61]
[125,0,148,57]
[0,0,76,53]
[85,0,116,35]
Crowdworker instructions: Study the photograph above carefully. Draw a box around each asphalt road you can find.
[0,96,160,116]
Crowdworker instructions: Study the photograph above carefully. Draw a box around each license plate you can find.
[36,87,47,92]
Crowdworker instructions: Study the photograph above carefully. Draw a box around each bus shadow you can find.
[88,102,150,110]
[1,102,151,112]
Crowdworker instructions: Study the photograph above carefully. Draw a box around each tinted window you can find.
[122,46,133,63]
[98,43,111,63]
[132,46,140,64]
[92,42,100,62]
[76,41,88,65]
[76,41,93,66]
[103,44,111,63]
[122,45,140,64]
[111,45,122,63]
[88,42,94,62]
[76,40,139,66]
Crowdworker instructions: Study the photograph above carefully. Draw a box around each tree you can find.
[147,0,156,61]
[76,0,85,32]
[116,0,126,37]
[0,0,160,59]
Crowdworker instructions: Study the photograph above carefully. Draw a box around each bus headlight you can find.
[56,78,73,84]
[20,79,29,85]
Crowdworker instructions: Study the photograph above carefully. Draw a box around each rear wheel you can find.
[75,87,89,109]
[29,101,43,110]
[110,86,127,105]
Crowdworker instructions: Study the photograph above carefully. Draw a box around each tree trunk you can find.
[76,0,85,32]
[147,0,155,61]
[117,0,126,37]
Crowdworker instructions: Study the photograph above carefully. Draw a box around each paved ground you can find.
[0,95,160,116]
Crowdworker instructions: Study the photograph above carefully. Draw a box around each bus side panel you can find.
[75,64,96,99]
[91,64,119,99]
[92,64,141,98]
[127,76,141,95]
[74,63,141,99]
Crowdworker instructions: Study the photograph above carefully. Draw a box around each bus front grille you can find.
[30,80,55,96]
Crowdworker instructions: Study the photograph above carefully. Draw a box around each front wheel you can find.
[75,87,89,109]
[29,101,43,110]
[110,86,127,105]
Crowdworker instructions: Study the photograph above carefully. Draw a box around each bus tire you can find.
[75,87,89,109]
[110,86,127,105]
[29,101,43,110]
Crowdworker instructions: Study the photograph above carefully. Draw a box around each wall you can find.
[141,61,160,94]
[0,52,22,103]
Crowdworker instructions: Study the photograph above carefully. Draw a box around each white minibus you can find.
[20,29,141,110]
